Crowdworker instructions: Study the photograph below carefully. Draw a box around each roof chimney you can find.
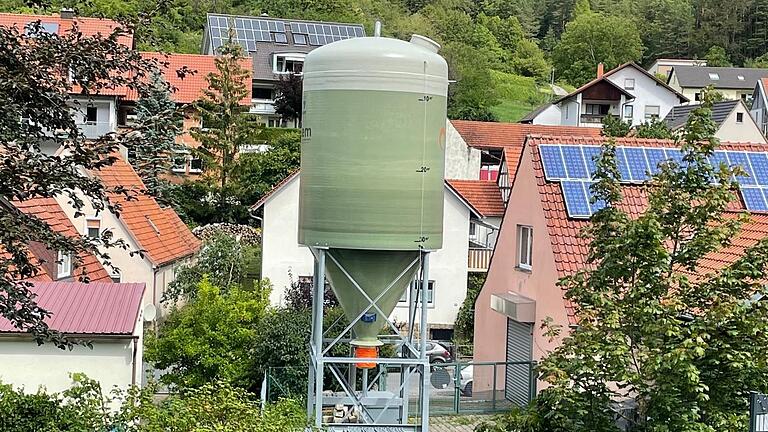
[60,8,75,20]
[597,62,604,78]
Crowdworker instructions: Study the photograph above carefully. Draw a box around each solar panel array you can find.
[538,144,768,218]
[207,15,364,52]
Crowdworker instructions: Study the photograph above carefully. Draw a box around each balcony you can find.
[76,121,114,139]
[468,248,493,272]
[251,98,276,115]
[580,114,606,124]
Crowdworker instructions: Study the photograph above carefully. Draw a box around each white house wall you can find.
[445,121,482,180]
[717,104,767,144]
[530,104,561,125]
[559,100,580,126]
[261,176,471,328]
[605,68,681,126]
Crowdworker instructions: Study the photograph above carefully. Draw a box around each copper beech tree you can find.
[0,9,182,347]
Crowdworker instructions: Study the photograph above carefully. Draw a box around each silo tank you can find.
[298,35,448,250]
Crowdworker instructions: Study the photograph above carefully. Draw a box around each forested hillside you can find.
[5,0,768,120]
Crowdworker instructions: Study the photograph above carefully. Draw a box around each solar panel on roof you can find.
[624,147,649,181]
[562,181,591,218]
[273,32,288,43]
[742,187,768,211]
[582,146,601,179]
[749,153,768,185]
[615,147,631,182]
[562,146,589,178]
[645,148,667,175]
[664,148,685,167]
[292,21,364,46]
[539,145,567,180]
[726,151,756,185]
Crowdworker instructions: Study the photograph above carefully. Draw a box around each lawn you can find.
[489,70,573,123]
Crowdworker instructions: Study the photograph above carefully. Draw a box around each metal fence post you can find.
[751,392,758,432]
[492,363,497,411]
[454,363,460,414]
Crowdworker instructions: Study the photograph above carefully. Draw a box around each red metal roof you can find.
[0,12,133,46]
[0,281,144,335]
[12,198,112,283]
[446,180,505,218]
[124,53,252,104]
[92,157,200,266]
[520,135,768,324]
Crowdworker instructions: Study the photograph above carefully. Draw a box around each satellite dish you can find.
[143,304,157,322]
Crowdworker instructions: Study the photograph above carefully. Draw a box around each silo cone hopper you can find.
[324,249,420,360]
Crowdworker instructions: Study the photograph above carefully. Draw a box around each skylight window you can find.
[709,73,720,80]
[738,75,745,80]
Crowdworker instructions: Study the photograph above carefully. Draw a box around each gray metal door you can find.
[505,318,533,406]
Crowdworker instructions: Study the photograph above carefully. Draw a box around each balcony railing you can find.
[251,99,276,115]
[468,248,493,272]
[580,114,606,124]
[76,121,114,139]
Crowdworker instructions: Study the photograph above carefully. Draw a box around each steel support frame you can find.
[307,247,432,431]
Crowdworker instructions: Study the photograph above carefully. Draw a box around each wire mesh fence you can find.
[265,360,536,416]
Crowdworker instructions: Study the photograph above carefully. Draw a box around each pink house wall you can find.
[472,145,570,393]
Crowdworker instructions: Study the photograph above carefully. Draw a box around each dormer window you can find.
[293,33,307,45]
[57,251,72,279]
[709,73,720,80]
[273,53,306,74]
[272,32,287,43]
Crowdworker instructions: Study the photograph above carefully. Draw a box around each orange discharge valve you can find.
[354,346,379,369]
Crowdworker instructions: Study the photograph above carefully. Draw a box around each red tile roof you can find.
[450,120,603,150]
[0,13,133,46]
[446,180,505,217]
[0,281,144,335]
[522,135,768,323]
[125,53,252,104]
[13,198,112,283]
[93,158,200,266]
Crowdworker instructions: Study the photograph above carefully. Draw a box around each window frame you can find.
[737,112,744,123]
[85,217,101,239]
[623,104,634,119]
[517,225,533,270]
[644,105,661,120]
[110,268,122,283]
[624,78,635,90]
[57,250,72,279]
[85,106,98,124]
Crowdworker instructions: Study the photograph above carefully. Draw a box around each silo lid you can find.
[410,34,440,53]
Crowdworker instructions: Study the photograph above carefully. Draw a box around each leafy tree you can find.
[230,130,301,206]
[163,233,262,303]
[553,12,643,86]
[444,43,500,121]
[509,39,551,79]
[273,73,303,124]
[167,180,251,226]
[130,72,181,198]
[572,0,591,17]
[635,117,674,138]
[283,270,339,310]
[191,38,258,190]
[745,51,768,67]
[638,0,694,64]
[497,92,768,431]
[705,45,733,67]
[0,10,167,345]
[453,273,486,343]
[146,278,270,391]
[601,114,632,137]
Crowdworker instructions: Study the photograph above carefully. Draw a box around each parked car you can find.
[394,341,452,363]
[459,365,473,397]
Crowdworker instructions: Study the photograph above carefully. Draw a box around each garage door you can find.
[504,318,533,406]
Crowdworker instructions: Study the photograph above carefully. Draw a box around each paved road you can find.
[430,414,493,432]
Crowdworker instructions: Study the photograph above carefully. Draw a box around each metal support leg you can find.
[312,249,326,428]
[420,251,431,432]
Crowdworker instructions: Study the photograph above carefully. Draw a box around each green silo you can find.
[299,35,448,348]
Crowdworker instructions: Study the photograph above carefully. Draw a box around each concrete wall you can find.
[717,102,767,144]
[261,175,314,305]
[261,175,471,329]
[472,146,569,392]
[530,104,561,125]
[445,121,481,180]
[0,317,143,396]
[606,68,682,126]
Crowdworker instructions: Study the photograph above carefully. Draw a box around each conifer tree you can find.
[131,72,181,198]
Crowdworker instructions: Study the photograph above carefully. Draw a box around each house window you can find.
[623,105,634,118]
[252,86,273,100]
[172,151,187,173]
[57,251,72,279]
[85,106,98,124]
[737,112,744,123]
[565,105,569,119]
[110,269,121,283]
[274,54,305,74]
[469,222,477,237]
[272,32,287,43]
[624,78,635,90]
[293,33,307,45]
[695,92,702,102]
[585,104,610,115]
[517,225,533,270]
[189,157,203,173]
[709,73,720,80]
[411,280,435,306]
[86,218,101,238]
[644,105,661,120]
[738,75,745,81]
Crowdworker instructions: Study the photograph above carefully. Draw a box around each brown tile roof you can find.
[523,135,768,324]
[0,281,144,335]
[446,180,505,218]
[125,53,252,104]
[12,198,112,283]
[0,13,133,47]
[92,158,200,266]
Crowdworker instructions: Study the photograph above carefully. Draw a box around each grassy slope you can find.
[489,70,575,123]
